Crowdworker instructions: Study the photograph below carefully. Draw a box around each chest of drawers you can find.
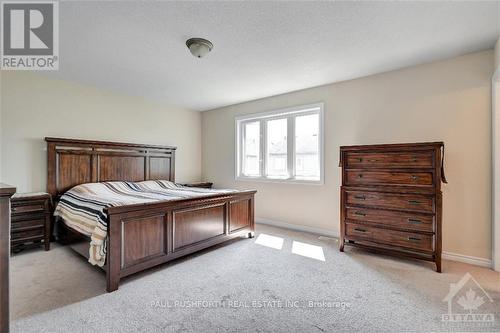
[339,142,446,272]
[11,193,51,252]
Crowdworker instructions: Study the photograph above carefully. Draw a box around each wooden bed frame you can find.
[45,137,256,292]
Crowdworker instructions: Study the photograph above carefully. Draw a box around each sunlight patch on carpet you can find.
[292,241,325,261]
[254,234,284,250]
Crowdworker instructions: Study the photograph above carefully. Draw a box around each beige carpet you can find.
[10,224,500,332]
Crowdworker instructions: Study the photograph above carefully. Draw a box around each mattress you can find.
[53,180,234,266]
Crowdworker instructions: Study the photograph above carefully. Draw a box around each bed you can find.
[46,137,256,292]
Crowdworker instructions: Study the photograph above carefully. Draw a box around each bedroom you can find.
[0,1,499,332]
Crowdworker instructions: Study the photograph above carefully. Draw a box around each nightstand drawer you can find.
[11,218,46,232]
[11,212,47,222]
[11,202,46,215]
[11,227,44,241]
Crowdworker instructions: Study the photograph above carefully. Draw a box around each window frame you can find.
[235,103,324,185]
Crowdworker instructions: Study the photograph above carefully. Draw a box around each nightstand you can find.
[11,192,51,252]
[180,182,213,189]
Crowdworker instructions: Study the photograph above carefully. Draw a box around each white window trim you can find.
[235,102,324,185]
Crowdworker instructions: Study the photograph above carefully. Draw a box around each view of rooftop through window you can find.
[295,113,320,180]
[243,121,260,176]
[266,118,288,178]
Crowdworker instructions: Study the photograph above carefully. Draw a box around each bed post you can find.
[248,195,255,238]
[106,213,121,292]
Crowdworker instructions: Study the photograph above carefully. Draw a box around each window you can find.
[266,118,288,178]
[242,121,260,176]
[236,103,324,184]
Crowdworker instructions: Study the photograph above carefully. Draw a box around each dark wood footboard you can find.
[105,190,256,292]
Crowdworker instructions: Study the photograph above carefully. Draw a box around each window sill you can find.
[235,176,324,185]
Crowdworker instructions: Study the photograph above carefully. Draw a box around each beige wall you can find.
[1,72,202,192]
[202,50,494,260]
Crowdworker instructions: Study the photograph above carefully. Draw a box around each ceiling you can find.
[46,1,500,111]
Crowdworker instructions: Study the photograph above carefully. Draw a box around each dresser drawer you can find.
[11,218,46,232]
[345,207,434,233]
[346,170,433,187]
[346,223,434,252]
[345,190,434,213]
[11,201,46,215]
[345,151,433,169]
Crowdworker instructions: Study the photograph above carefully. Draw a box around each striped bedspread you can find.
[53,180,234,267]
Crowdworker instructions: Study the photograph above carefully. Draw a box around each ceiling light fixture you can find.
[186,38,213,58]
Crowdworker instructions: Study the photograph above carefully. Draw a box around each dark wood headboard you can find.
[45,137,176,198]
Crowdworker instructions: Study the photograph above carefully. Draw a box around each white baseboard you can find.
[256,218,492,268]
[256,218,339,238]
[442,251,492,268]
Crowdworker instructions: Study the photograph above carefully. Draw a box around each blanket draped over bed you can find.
[53,180,234,266]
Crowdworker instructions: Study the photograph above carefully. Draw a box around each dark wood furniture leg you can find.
[106,215,121,293]
[436,257,442,273]
[339,188,345,252]
[0,184,16,333]
[435,192,442,272]
[44,213,51,251]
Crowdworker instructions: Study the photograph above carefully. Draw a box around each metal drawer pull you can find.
[411,175,419,181]
[408,236,421,241]
[354,211,366,217]
[354,228,367,233]
[408,200,420,205]
[357,174,363,178]
[11,207,17,212]
[356,158,363,162]
[408,218,422,224]
[368,159,378,162]
[354,195,366,200]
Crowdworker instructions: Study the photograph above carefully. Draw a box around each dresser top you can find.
[0,183,16,196]
[340,141,444,151]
